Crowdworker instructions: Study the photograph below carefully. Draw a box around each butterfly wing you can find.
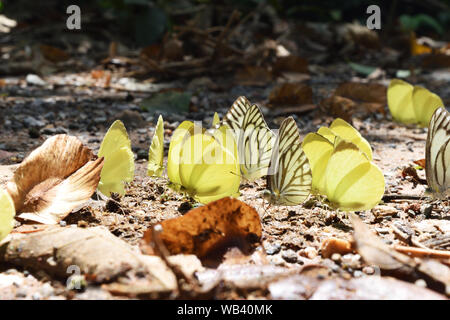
[98,120,135,196]
[179,124,240,204]
[387,79,416,124]
[426,107,450,197]
[413,86,444,128]
[239,104,275,180]
[223,96,252,143]
[266,117,312,205]
[167,121,196,188]
[329,118,373,160]
[324,137,385,211]
[212,112,220,127]
[302,132,334,195]
[0,188,15,241]
[147,115,165,177]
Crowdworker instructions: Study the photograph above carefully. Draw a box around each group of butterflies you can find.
[1,79,450,242]
[146,96,386,211]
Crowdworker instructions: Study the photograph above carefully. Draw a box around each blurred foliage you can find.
[2,0,449,45]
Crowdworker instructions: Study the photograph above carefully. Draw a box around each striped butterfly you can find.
[426,107,450,198]
[263,117,312,205]
[224,96,275,181]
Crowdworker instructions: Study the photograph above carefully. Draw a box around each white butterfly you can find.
[263,117,312,205]
[426,107,450,198]
[224,96,275,181]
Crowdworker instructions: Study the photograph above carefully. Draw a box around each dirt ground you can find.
[0,71,449,299]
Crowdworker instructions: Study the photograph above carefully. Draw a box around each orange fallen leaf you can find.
[142,197,262,258]
[268,83,313,107]
[6,135,104,224]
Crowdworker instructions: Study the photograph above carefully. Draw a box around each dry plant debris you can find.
[5,135,104,224]
[142,197,262,259]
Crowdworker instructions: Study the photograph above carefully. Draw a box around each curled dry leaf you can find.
[268,83,313,107]
[142,197,262,259]
[6,134,104,224]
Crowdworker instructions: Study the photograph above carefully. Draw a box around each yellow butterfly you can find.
[426,107,450,198]
[388,79,443,127]
[167,121,240,204]
[317,118,372,160]
[212,112,220,127]
[147,115,164,177]
[0,188,15,242]
[263,117,312,206]
[98,120,135,196]
[302,134,385,211]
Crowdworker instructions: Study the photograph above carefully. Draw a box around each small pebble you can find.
[362,266,375,275]
[281,249,298,263]
[264,242,281,255]
[353,270,363,278]
[331,253,341,262]
[414,279,427,288]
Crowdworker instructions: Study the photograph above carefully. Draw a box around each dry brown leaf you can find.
[235,66,273,86]
[273,55,308,74]
[6,135,104,224]
[350,213,416,271]
[422,53,450,69]
[0,226,178,293]
[142,197,262,259]
[39,44,70,63]
[140,44,162,61]
[268,83,313,107]
[334,82,387,104]
[319,95,356,123]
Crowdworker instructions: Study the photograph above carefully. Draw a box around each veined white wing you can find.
[426,107,450,198]
[223,96,252,143]
[239,104,275,181]
[264,117,312,205]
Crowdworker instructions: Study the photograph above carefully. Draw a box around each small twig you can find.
[383,194,425,201]
[393,245,450,260]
